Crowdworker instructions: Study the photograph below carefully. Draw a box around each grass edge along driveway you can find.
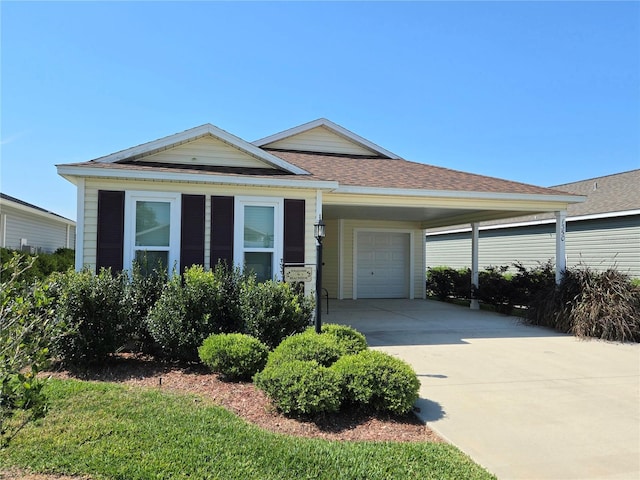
[1,379,495,480]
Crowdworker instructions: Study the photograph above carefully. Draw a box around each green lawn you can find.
[1,379,495,480]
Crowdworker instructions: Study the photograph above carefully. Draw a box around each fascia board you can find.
[426,209,640,235]
[252,118,401,159]
[56,165,338,191]
[90,124,310,175]
[334,185,586,204]
[0,198,76,225]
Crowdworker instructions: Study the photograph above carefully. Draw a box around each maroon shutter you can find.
[210,195,234,268]
[284,199,305,264]
[180,194,205,273]
[96,190,125,273]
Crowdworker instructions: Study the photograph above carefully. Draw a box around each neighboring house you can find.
[426,169,640,278]
[57,118,583,299]
[0,193,76,253]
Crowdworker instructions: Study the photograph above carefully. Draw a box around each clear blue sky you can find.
[2,1,639,221]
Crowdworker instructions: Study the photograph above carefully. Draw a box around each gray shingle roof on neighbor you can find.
[479,169,640,227]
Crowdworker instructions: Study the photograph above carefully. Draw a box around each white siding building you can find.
[0,193,76,253]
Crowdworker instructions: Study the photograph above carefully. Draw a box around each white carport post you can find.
[555,210,567,284]
[470,222,480,310]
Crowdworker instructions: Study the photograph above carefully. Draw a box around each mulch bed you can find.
[45,353,442,443]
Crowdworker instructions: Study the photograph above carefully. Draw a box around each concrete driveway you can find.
[328,299,640,480]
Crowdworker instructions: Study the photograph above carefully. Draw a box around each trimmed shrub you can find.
[241,277,313,349]
[199,333,268,381]
[319,324,368,355]
[332,350,420,415]
[51,268,131,365]
[527,266,640,342]
[266,331,343,368]
[126,260,168,353]
[476,265,514,314]
[146,265,244,361]
[254,360,342,415]
[426,267,470,301]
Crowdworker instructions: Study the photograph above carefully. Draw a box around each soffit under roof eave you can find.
[55,164,338,191]
[420,209,554,230]
[86,124,310,175]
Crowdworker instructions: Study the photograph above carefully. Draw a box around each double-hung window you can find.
[124,191,181,274]
[234,197,283,282]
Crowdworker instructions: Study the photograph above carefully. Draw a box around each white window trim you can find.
[234,196,284,281]
[123,191,181,274]
[352,228,415,300]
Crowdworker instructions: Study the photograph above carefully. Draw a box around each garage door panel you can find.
[356,231,409,299]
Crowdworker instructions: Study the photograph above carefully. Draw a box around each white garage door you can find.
[356,231,410,299]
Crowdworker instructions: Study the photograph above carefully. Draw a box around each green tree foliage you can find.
[0,255,67,443]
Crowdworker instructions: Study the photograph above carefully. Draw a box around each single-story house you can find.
[0,193,76,254]
[57,118,584,301]
[426,169,640,279]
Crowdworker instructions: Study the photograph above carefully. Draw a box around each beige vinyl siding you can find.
[263,126,378,156]
[335,219,425,299]
[143,137,275,169]
[81,178,318,274]
[426,215,640,278]
[2,205,75,253]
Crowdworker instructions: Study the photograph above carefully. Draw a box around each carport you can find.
[329,299,640,480]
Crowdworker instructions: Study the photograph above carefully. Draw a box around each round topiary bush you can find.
[266,331,343,368]
[319,324,368,355]
[253,359,342,415]
[198,333,269,381]
[332,350,420,415]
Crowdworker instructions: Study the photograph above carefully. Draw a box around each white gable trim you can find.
[90,124,309,175]
[252,118,401,159]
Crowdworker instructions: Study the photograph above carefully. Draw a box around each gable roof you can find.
[57,119,583,205]
[88,124,309,175]
[253,118,401,159]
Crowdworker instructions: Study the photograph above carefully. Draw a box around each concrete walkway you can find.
[327,299,640,480]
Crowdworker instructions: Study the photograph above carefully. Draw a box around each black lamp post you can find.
[314,217,326,334]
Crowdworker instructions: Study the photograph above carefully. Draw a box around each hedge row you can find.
[426,261,556,314]
[0,248,74,283]
[428,262,640,342]
[46,263,313,364]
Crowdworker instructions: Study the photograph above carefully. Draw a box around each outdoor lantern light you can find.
[314,217,325,333]
[314,218,326,243]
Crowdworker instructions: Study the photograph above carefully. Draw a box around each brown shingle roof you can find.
[267,150,573,196]
[61,149,580,199]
